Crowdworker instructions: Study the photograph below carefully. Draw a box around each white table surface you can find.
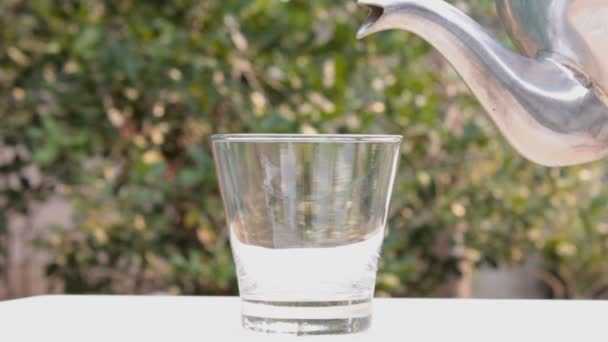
[0,295,606,341]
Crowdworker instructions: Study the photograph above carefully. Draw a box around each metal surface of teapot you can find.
[358,0,608,166]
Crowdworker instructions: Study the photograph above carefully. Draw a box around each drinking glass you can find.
[212,134,401,335]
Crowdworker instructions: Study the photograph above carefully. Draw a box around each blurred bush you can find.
[1,0,608,298]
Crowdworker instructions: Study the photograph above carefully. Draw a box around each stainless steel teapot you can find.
[358,0,608,166]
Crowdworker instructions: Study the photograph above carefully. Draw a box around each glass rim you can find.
[211,134,403,143]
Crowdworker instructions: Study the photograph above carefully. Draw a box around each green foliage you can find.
[1,0,608,298]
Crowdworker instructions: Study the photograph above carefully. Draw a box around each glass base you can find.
[241,299,372,335]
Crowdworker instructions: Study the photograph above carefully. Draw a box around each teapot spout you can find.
[357,1,386,39]
[358,0,608,166]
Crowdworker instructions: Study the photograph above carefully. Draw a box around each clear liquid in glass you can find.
[231,226,384,334]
